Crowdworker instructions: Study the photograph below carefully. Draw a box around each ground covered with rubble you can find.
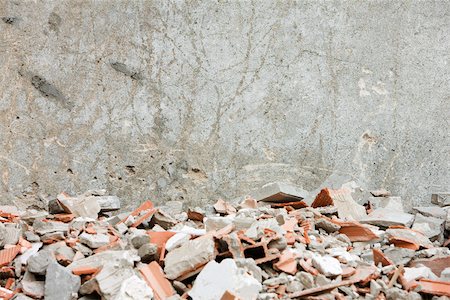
[0,183,449,300]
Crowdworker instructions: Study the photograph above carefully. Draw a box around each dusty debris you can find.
[312,188,367,220]
[189,259,262,300]
[0,184,447,300]
[164,236,216,280]
[411,213,445,241]
[431,192,450,207]
[361,208,415,227]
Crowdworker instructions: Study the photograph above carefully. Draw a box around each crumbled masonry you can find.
[0,185,449,299]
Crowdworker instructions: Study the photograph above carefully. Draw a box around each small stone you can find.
[263,275,289,286]
[412,206,447,219]
[94,195,121,211]
[130,233,151,249]
[385,287,409,300]
[0,224,21,247]
[381,265,396,275]
[55,245,75,262]
[24,231,40,243]
[204,216,234,232]
[368,196,403,211]
[48,199,65,214]
[370,280,382,296]
[95,264,136,298]
[152,210,178,229]
[28,250,55,275]
[189,259,262,300]
[235,258,263,282]
[312,255,342,277]
[296,271,314,289]
[314,218,340,233]
[338,285,359,298]
[115,223,129,236]
[57,193,101,219]
[73,243,93,256]
[33,219,69,235]
[79,233,110,248]
[21,271,44,298]
[114,274,154,300]
[164,236,216,280]
[411,213,444,241]
[431,193,450,207]
[166,233,190,252]
[403,266,439,282]
[286,280,303,293]
[138,243,158,263]
[440,267,450,282]
[361,208,414,227]
[258,293,278,300]
[315,274,331,286]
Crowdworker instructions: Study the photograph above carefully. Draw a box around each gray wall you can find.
[1,0,449,211]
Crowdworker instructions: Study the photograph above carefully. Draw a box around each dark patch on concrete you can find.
[31,75,72,109]
[110,62,142,80]
[48,12,61,31]
[125,165,136,175]
[2,17,18,24]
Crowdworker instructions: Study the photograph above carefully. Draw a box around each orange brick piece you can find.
[0,246,21,267]
[139,261,175,300]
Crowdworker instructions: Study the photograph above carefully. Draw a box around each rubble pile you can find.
[0,184,449,299]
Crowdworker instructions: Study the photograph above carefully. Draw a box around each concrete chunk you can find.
[79,233,110,248]
[386,228,434,249]
[311,255,343,277]
[360,208,414,227]
[431,193,450,207]
[383,247,415,266]
[0,224,21,247]
[403,266,438,282]
[250,182,309,203]
[312,188,366,220]
[113,275,153,300]
[21,271,44,299]
[315,218,340,233]
[57,193,101,219]
[412,206,447,219]
[369,196,404,211]
[204,216,234,232]
[138,243,158,263]
[411,213,444,240]
[28,250,55,275]
[441,267,450,282]
[95,264,136,299]
[45,261,81,300]
[33,219,69,235]
[164,236,216,280]
[166,233,191,252]
[68,250,139,271]
[94,196,121,211]
[189,259,262,300]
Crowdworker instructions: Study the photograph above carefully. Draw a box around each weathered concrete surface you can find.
[0,1,449,210]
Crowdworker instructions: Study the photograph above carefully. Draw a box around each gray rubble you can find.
[0,185,447,300]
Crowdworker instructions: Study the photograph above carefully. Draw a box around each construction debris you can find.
[0,185,448,299]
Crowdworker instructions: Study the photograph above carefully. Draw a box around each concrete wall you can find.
[1,0,449,210]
